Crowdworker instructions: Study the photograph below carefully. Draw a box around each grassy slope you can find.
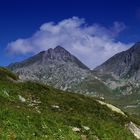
[92,71,140,120]
[109,87,140,120]
[71,74,114,99]
[0,77,138,140]
[0,67,18,81]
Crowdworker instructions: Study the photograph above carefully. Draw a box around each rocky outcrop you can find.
[96,100,126,116]
[126,122,140,139]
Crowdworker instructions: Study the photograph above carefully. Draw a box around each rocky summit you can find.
[93,42,140,91]
[8,46,90,90]
[95,42,140,82]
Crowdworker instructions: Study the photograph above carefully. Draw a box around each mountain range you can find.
[8,46,113,97]
[8,42,140,119]
[1,42,140,139]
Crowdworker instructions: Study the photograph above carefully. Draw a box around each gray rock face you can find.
[9,46,89,70]
[94,42,140,82]
[8,46,90,91]
[93,42,140,100]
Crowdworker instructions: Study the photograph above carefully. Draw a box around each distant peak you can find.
[54,46,66,51]
[38,50,46,54]
[132,42,140,48]
[53,46,71,55]
[55,45,63,49]
[129,42,140,52]
[8,45,89,70]
[134,42,140,45]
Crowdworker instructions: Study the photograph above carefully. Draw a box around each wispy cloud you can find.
[7,17,132,68]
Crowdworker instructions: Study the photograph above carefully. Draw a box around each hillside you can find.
[0,68,139,139]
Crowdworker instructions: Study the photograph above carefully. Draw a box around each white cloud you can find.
[7,17,132,69]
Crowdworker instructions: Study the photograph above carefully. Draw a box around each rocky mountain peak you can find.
[8,46,89,70]
[94,42,140,81]
[43,46,73,61]
[54,45,66,51]
[129,42,140,52]
[7,46,91,93]
[40,46,89,70]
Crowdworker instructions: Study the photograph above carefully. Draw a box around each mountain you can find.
[93,42,140,91]
[94,42,140,118]
[95,42,140,82]
[0,68,139,139]
[8,46,89,89]
[8,46,113,97]
[9,46,89,70]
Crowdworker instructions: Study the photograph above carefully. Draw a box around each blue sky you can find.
[1,0,140,68]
